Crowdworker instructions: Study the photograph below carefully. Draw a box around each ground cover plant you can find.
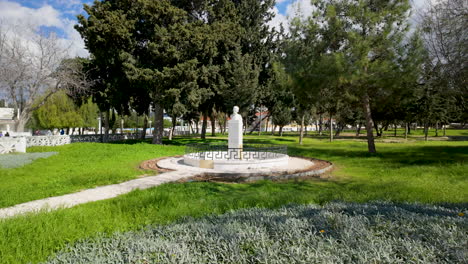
[0,135,466,263]
[0,152,57,169]
[44,202,467,264]
[0,142,184,208]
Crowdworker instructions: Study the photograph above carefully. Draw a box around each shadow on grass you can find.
[287,145,468,166]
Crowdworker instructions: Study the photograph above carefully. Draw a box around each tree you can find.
[324,0,413,153]
[0,23,85,132]
[419,0,467,124]
[78,98,99,134]
[34,90,83,131]
[272,102,292,137]
[284,11,345,144]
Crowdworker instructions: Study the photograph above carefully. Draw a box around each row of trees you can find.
[278,0,467,151]
[1,0,465,153]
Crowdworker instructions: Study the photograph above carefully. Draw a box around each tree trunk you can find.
[329,113,333,142]
[272,125,276,136]
[140,115,147,140]
[405,122,408,140]
[435,121,439,137]
[362,93,377,153]
[383,122,389,131]
[279,126,283,137]
[335,123,343,137]
[120,116,124,135]
[99,112,104,142]
[14,111,30,132]
[224,114,227,134]
[258,110,262,136]
[424,122,429,141]
[299,114,305,145]
[152,102,164,144]
[265,116,269,133]
[66,127,70,135]
[195,120,199,135]
[201,111,208,140]
[104,111,110,142]
[356,123,361,136]
[374,123,381,137]
[443,124,446,136]
[305,124,308,136]
[210,113,216,137]
[394,123,397,137]
[318,114,323,136]
[169,116,176,140]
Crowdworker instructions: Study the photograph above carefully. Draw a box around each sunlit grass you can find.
[0,142,183,208]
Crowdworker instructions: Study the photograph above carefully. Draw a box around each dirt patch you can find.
[139,156,182,173]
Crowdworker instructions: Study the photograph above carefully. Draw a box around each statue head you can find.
[233,106,239,114]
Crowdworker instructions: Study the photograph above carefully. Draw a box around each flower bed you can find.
[45,201,467,263]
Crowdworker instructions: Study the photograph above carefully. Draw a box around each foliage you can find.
[78,98,99,128]
[34,91,83,129]
[0,23,76,132]
[420,0,467,119]
[45,202,467,263]
[0,152,57,169]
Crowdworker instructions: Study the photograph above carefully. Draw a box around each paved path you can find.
[0,156,330,219]
[0,170,196,219]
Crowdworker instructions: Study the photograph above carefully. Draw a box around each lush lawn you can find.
[0,142,184,208]
[0,135,466,263]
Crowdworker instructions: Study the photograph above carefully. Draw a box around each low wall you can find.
[1,132,186,153]
[0,137,26,154]
[25,134,140,147]
[26,135,71,147]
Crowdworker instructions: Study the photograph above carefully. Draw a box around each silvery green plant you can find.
[0,152,57,169]
[45,202,467,264]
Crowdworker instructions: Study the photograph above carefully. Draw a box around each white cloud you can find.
[285,0,315,20]
[270,0,433,33]
[0,1,63,28]
[0,0,87,57]
[267,6,288,32]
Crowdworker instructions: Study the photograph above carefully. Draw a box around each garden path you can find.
[0,170,196,219]
[0,156,330,219]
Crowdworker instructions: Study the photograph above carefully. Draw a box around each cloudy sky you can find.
[0,0,430,57]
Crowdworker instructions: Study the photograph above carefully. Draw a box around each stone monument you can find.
[228,106,243,159]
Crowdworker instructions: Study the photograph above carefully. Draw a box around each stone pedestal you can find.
[228,119,243,159]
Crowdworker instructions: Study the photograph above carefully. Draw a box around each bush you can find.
[45,202,467,263]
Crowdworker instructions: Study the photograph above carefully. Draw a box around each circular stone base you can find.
[156,156,333,182]
[184,151,289,170]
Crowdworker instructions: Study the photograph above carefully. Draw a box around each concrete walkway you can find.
[0,156,331,219]
[0,170,196,219]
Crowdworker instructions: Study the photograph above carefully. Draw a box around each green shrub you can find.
[45,202,467,263]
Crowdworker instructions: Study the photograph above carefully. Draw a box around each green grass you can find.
[0,135,466,263]
[0,142,184,208]
[272,127,468,139]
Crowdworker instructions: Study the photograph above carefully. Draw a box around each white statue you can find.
[230,106,242,121]
[228,106,243,159]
